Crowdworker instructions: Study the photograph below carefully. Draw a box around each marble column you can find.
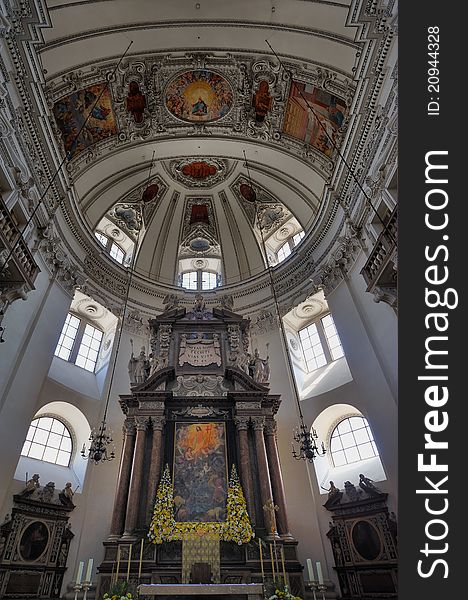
[123,417,148,537]
[252,417,277,537]
[234,416,256,525]
[264,420,292,538]
[146,415,166,523]
[109,419,136,539]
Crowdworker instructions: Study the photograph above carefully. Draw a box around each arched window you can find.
[21,416,73,466]
[54,313,103,372]
[330,416,379,467]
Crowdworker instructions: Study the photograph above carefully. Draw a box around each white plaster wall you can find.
[0,269,72,511]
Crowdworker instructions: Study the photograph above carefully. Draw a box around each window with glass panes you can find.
[54,313,80,361]
[21,417,73,466]
[95,231,108,247]
[110,242,125,264]
[75,324,103,371]
[54,313,104,372]
[292,230,305,246]
[181,271,198,290]
[298,313,345,372]
[277,243,292,263]
[180,270,219,290]
[330,416,379,467]
[276,230,305,264]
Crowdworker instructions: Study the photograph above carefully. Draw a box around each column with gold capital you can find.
[234,415,256,525]
[123,417,148,537]
[264,419,292,538]
[109,419,136,539]
[252,416,278,537]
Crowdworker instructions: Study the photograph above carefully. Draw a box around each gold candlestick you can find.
[138,538,144,580]
[269,543,276,582]
[259,539,265,582]
[126,544,132,582]
[115,545,121,582]
[280,545,287,584]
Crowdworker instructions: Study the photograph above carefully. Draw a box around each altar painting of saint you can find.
[173,422,227,523]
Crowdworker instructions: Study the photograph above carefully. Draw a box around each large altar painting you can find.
[282,81,346,157]
[165,70,234,123]
[52,83,117,158]
[173,422,227,523]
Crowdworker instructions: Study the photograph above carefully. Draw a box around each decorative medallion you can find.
[165,70,234,123]
[190,238,211,252]
[240,184,257,203]
[53,83,117,159]
[142,183,159,203]
[166,158,230,188]
[182,161,217,179]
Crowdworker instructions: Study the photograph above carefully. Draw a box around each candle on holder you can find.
[75,561,84,585]
[138,538,144,579]
[115,546,121,581]
[316,561,324,585]
[306,558,314,582]
[126,544,133,581]
[259,540,265,581]
[280,546,287,584]
[85,558,94,582]
[269,543,276,581]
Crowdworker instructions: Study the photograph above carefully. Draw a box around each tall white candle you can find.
[316,561,324,585]
[85,558,94,582]
[75,561,84,585]
[306,558,314,582]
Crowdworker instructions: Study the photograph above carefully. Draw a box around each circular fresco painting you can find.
[165,70,234,123]
[19,521,49,561]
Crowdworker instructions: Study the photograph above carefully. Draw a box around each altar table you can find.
[138,583,264,600]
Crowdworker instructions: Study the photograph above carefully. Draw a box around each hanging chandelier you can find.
[243,151,326,463]
[81,422,115,463]
[292,422,326,463]
[81,151,155,465]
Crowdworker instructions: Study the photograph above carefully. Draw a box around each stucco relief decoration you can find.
[109,204,142,233]
[165,70,234,123]
[178,332,221,367]
[52,83,118,159]
[167,158,230,188]
[282,81,347,157]
[171,376,229,397]
[231,176,292,235]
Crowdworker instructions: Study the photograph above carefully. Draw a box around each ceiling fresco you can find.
[165,70,234,123]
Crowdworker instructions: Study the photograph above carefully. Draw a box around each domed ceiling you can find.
[14,0,396,305]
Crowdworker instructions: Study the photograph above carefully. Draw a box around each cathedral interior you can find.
[0,1,398,599]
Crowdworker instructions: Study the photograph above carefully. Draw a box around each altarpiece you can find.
[100,299,304,598]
